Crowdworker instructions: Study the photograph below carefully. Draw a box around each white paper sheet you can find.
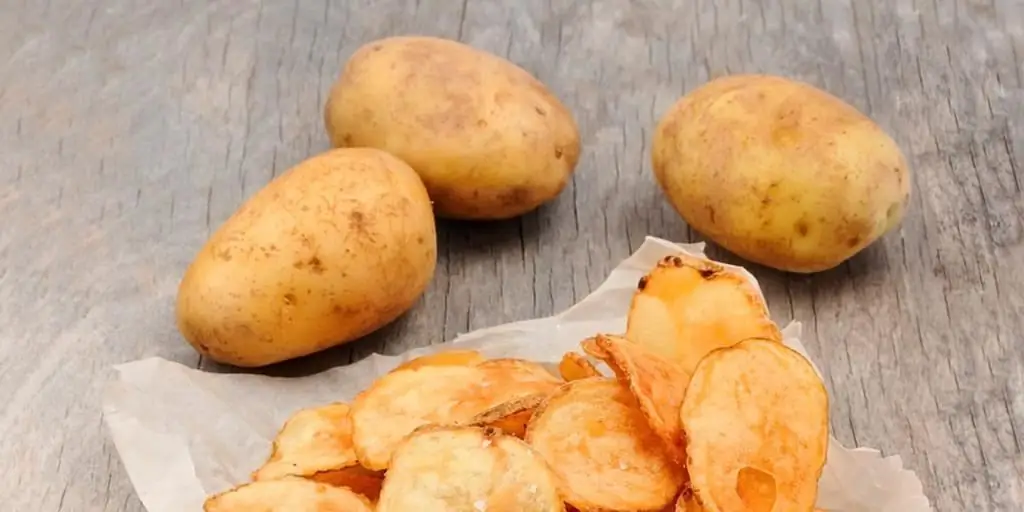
[102,236,931,511]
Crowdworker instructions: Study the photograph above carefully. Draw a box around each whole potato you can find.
[324,36,580,220]
[176,148,437,367]
[652,74,911,273]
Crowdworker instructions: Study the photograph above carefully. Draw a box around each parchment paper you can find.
[102,236,931,512]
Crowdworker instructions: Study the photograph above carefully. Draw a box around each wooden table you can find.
[1,0,1021,510]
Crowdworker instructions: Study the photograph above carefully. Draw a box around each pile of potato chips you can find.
[204,254,830,511]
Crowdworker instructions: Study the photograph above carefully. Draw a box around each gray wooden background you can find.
[1,0,1022,510]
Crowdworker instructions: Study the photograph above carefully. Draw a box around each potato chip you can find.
[351,363,561,470]
[526,377,685,511]
[465,393,548,437]
[475,357,562,383]
[390,349,486,373]
[558,352,601,381]
[675,488,704,512]
[680,339,828,512]
[377,426,565,512]
[251,403,383,499]
[204,477,374,512]
[626,254,781,375]
[592,334,690,464]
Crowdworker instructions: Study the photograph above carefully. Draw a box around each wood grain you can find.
[1,0,1021,510]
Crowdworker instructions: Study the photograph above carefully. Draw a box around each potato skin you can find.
[176,148,437,367]
[652,74,911,273]
[324,36,580,220]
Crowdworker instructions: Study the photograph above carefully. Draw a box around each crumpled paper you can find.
[102,236,931,512]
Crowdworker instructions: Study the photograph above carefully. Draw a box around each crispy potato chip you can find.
[204,477,374,512]
[351,363,561,470]
[465,393,548,438]
[377,426,565,512]
[251,403,384,499]
[390,349,486,373]
[675,489,704,512]
[592,334,690,464]
[526,377,685,511]
[626,253,781,375]
[558,352,601,381]
[475,358,562,382]
[680,338,828,512]
[309,466,384,502]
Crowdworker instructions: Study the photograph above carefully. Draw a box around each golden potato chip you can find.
[377,425,564,511]
[680,338,828,512]
[592,334,690,464]
[251,403,383,500]
[675,488,704,512]
[390,349,486,373]
[626,253,781,375]
[465,393,548,438]
[204,477,374,512]
[475,358,562,383]
[351,363,561,470]
[526,377,685,511]
[558,352,601,381]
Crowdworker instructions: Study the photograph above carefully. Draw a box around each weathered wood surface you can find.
[0,0,1021,510]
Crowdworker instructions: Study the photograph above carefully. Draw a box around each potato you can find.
[652,74,911,273]
[176,148,436,367]
[324,36,581,220]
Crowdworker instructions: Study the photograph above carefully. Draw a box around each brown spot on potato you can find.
[698,268,715,279]
[671,256,683,267]
[638,276,649,290]
[554,147,564,159]
[707,205,717,225]
[349,210,369,234]
[887,203,901,219]
[283,293,298,306]
[846,236,862,248]
[215,248,233,262]
[497,186,532,208]
[477,119,488,128]
[342,134,354,146]
[795,221,809,236]
[535,106,547,117]
[308,256,325,274]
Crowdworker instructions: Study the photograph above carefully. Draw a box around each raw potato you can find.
[626,254,781,375]
[251,403,383,500]
[324,36,581,220]
[350,362,561,470]
[377,426,565,511]
[390,349,485,373]
[681,339,829,512]
[652,74,911,273]
[526,377,685,511]
[176,148,436,367]
[591,334,690,464]
[203,477,374,512]
[558,352,602,381]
